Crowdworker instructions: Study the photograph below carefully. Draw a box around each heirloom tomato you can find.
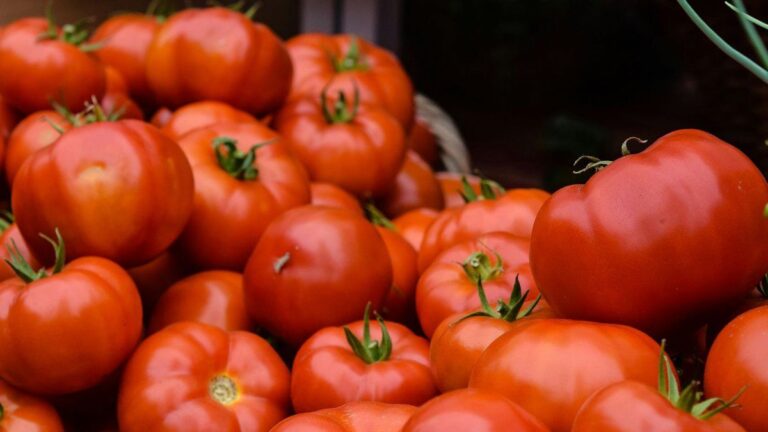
[392,208,439,252]
[161,101,258,141]
[271,401,416,432]
[378,150,444,218]
[310,182,364,215]
[0,379,64,432]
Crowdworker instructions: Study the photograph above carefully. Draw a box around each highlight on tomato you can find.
[377,150,444,218]
[161,100,259,141]
[392,208,439,252]
[271,401,416,432]
[0,379,64,432]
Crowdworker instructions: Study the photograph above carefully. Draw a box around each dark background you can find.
[2,0,767,191]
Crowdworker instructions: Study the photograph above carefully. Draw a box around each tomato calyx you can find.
[321,86,360,124]
[365,204,397,231]
[212,136,272,181]
[0,212,14,234]
[462,251,503,284]
[454,275,541,326]
[209,0,261,20]
[334,37,369,72]
[37,4,101,51]
[573,136,647,175]
[47,98,124,134]
[5,228,65,283]
[459,176,505,203]
[344,303,392,364]
[209,374,239,406]
[145,0,175,22]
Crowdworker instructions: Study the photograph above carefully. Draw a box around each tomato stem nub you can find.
[209,375,239,405]
[452,273,540,326]
[0,212,13,234]
[320,86,360,124]
[344,302,392,364]
[212,136,270,181]
[5,228,65,283]
[365,204,396,231]
[459,176,504,203]
[273,252,291,274]
[334,36,368,72]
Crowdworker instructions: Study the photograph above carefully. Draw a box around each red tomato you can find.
[118,322,290,432]
[0,379,64,431]
[416,232,538,337]
[275,90,406,198]
[150,107,173,128]
[469,319,663,432]
[402,389,549,432]
[101,68,144,120]
[392,208,438,252]
[127,250,190,314]
[530,130,768,337]
[0,233,142,395]
[310,182,364,216]
[0,18,106,113]
[149,271,252,333]
[5,110,71,186]
[0,95,18,137]
[243,206,392,346]
[13,120,194,267]
[271,401,416,432]
[287,34,414,128]
[146,8,292,115]
[161,101,258,141]
[407,117,438,166]
[291,306,436,412]
[436,172,481,209]
[175,122,310,270]
[378,150,444,218]
[705,305,768,431]
[0,217,40,283]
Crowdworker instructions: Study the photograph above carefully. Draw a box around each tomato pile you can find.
[0,3,766,432]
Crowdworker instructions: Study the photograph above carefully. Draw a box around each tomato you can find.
[150,107,173,128]
[0,17,106,113]
[161,101,258,141]
[291,305,436,412]
[244,206,392,346]
[146,7,292,115]
[286,34,414,128]
[436,172,481,209]
[5,110,70,186]
[705,305,768,431]
[378,150,444,218]
[416,232,539,337]
[418,181,549,272]
[401,389,548,432]
[469,319,663,432]
[392,208,438,252]
[100,67,144,120]
[13,119,194,267]
[271,401,416,432]
[127,250,190,315]
[0,233,142,395]
[275,89,406,198]
[149,270,252,333]
[530,130,768,337]
[0,95,18,138]
[706,283,768,347]
[175,122,310,270]
[310,182,364,216]
[0,216,40,283]
[0,379,64,431]
[407,117,438,166]
[118,322,290,432]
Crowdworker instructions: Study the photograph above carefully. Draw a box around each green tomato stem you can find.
[344,303,392,364]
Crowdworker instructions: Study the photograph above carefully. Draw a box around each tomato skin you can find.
[271,401,416,432]
[705,305,768,431]
[469,319,663,432]
[0,379,64,432]
[392,208,438,252]
[175,122,309,270]
[0,18,106,114]
[118,322,290,432]
[376,227,418,325]
[418,188,549,272]
[291,319,436,412]
[12,120,194,267]
[149,270,252,333]
[5,110,70,187]
[436,173,481,209]
[402,388,549,432]
[0,95,18,138]
[407,117,438,166]
[416,232,539,338]
[286,34,414,128]
[572,380,744,432]
[378,150,444,218]
[243,206,392,346]
[0,223,40,283]
[146,8,292,115]
[530,129,768,337]
[150,107,173,128]
[310,182,364,216]
[127,250,190,315]
[101,67,144,120]
[161,101,258,141]
[0,257,142,395]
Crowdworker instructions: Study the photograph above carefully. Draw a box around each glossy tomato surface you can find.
[161,101,258,141]
[271,401,416,432]
[378,150,444,218]
[0,379,64,432]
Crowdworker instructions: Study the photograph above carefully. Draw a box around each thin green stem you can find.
[725,1,768,30]
[344,303,392,364]
[731,0,768,69]
[365,204,396,230]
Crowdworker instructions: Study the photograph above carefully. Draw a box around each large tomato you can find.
[378,150,444,218]
[286,34,414,128]
[0,17,106,113]
[12,119,194,267]
[175,122,310,270]
[392,208,438,252]
[118,322,290,432]
[0,233,142,395]
[310,182,364,216]
[530,130,768,337]
[291,306,436,412]
[469,319,663,432]
[271,401,416,432]
[146,7,292,115]
[0,379,64,431]
[161,101,258,141]
[436,173,481,209]
[0,216,40,283]
[244,206,392,346]
[5,110,71,186]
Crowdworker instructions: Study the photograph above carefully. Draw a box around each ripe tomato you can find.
[275,90,406,198]
[436,172,481,209]
[291,305,436,412]
[13,119,194,267]
[705,305,768,431]
[118,322,290,432]
[0,216,39,283]
[244,206,392,346]
[271,401,416,432]
[286,34,414,128]
[0,233,142,395]
[0,17,106,113]
[149,271,252,333]
[5,110,71,186]
[401,389,548,432]
[101,67,144,121]
[407,117,438,166]
[150,107,173,128]
[416,232,539,337]
[0,379,64,431]
[175,122,310,270]
[0,95,18,138]
[146,7,292,115]
[310,182,364,216]
[392,208,438,252]
[530,130,768,337]
[378,150,444,218]
[127,250,190,315]
[469,319,663,432]
[161,101,258,141]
